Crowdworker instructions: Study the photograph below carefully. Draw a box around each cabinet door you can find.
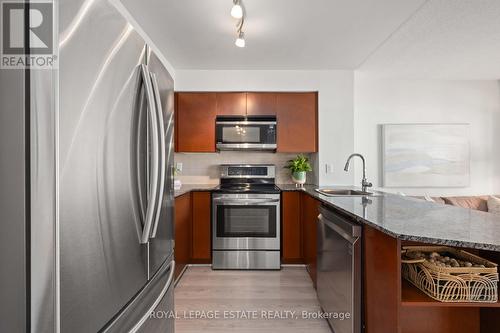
[192,191,212,262]
[246,92,277,115]
[302,193,320,287]
[282,191,303,263]
[176,93,216,152]
[174,193,191,268]
[276,92,317,153]
[216,92,246,116]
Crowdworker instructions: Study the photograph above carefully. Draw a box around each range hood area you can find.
[215,115,277,151]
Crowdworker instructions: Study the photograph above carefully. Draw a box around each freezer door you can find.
[136,278,175,333]
[59,0,151,331]
[102,259,175,333]
[147,51,175,276]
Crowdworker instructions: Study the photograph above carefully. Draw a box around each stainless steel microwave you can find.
[215,116,277,151]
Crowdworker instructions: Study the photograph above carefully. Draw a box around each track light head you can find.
[235,31,245,48]
[231,1,243,19]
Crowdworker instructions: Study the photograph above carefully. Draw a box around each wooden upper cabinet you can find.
[176,92,216,152]
[175,91,317,152]
[216,92,246,116]
[246,92,277,115]
[276,92,318,153]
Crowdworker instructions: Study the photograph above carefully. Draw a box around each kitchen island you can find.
[279,184,500,333]
[279,184,500,251]
[174,183,500,332]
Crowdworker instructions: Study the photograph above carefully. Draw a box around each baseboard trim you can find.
[281,264,307,267]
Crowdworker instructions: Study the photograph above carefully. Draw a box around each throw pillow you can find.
[443,196,489,212]
[488,196,500,216]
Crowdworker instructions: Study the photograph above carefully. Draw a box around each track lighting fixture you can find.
[231,0,246,47]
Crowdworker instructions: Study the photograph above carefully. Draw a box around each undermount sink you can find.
[315,189,374,196]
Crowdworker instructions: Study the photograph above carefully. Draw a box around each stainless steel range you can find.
[212,164,281,270]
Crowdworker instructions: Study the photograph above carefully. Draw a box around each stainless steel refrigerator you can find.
[0,0,175,332]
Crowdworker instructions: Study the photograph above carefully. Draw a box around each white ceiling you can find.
[121,0,426,70]
[358,0,500,79]
[121,0,500,79]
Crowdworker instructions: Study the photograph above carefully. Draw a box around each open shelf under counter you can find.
[360,224,500,332]
[401,279,500,308]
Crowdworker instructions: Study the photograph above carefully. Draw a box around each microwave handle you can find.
[215,121,277,126]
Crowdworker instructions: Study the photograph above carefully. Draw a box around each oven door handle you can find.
[213,198,280,205]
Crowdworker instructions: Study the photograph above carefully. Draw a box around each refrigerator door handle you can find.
[140,64,160,244]
[149,72,166,239]
[129,260,175,333]
[135,80,147,232]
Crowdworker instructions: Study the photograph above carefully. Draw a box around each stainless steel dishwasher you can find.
[317,205,362,333]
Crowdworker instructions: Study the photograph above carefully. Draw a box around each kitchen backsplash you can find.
[175,151,316,184]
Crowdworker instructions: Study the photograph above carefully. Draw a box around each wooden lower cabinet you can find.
[281,191,320,286]
[363,226,400,333]
[174,193,191,279]
[174,191,212,279]
[301,193,321,287]
[400,307,480,333]
[191,191,212,263]
[281,192,302,263]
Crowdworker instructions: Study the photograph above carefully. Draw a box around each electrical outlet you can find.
[325,164,333,173]
[176,162,183,172]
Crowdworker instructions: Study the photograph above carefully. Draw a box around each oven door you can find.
[212,194,280,250]
[215,120,277,150]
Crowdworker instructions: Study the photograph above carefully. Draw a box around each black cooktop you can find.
[213,184,281,194]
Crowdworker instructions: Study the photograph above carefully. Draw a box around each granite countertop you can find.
[175,183,500,251]
[174,184,218,197]
[278,184,500,252]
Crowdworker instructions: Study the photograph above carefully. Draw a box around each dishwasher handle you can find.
[318,208,361,244]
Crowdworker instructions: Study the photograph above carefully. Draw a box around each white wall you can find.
[354,74,500,196]
[175,70,355,186]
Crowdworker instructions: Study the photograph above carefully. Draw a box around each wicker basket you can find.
[401,246,499,303]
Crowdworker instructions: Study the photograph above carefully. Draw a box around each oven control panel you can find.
[220,164,275,179]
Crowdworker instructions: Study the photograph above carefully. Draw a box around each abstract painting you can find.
[382,124,470,187]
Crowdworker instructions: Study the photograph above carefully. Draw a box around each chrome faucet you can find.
[344,153,373,192]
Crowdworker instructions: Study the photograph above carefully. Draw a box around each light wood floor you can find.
[175,266,332,333]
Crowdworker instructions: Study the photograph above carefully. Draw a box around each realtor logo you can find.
[1,1,56,68]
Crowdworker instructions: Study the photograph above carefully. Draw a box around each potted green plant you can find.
[285,155,312,186]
